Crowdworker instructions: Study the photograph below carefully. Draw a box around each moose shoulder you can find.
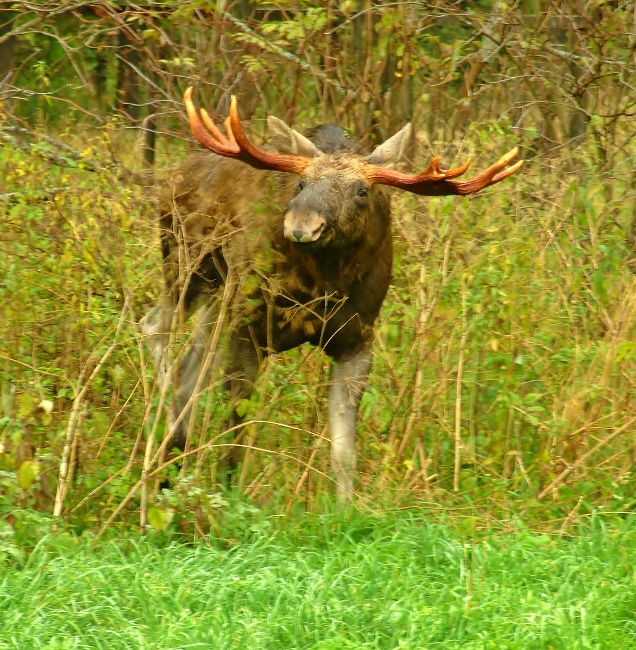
[140,89,523,499]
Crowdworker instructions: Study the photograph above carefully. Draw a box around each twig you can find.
[52,300,129,525]
[0,1,93,47]
[224,13,339,87]
[96,428,334,541]
[285,424,327,513]
[0,187,69,202]
[560,496,584,534]
[537,416,636,500]
[453,277,469,492]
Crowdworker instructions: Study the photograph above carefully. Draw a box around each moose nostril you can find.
[312,222,325,236]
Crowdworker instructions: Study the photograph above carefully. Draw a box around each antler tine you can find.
[491,160,524,184]
[438,158,472,179]
[448,147,523,196]
[201,108,232,146]
[184,88,311,175]
[364,146,523,197]
[225,97,311,174]
[366,159,428,184]
[184,87,238,157]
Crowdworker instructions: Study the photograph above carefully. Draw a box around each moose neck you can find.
[299,196,391,297]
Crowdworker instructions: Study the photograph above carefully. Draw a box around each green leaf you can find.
[616,342,636,363]
[109,364,126,389]
[148,507,174,532]
[147,506,164,531]
[17,393,37,419]
[235,398,254,419]
[591,268,607,301]
[18,460,39,490]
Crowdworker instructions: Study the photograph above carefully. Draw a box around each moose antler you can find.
[184,88,311,175]
[185,89,523,194]
[363,148,523,196]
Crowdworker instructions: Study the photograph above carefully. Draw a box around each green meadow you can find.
[2,511,635,649]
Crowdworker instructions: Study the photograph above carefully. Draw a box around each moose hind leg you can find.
[169,303,218,451]
[328,346,372,500]
[224,333,261,477]
[139,300,173,382]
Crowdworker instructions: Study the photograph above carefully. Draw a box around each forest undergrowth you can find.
[2,109,636,553]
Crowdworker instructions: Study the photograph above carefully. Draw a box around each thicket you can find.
[1,1,636,549]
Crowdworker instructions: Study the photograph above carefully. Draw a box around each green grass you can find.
[2,512,635,649]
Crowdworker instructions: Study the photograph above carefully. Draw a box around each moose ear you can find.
[365,124,413,166]
[267,116,321,158]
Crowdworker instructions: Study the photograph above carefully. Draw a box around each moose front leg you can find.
[328,346,372,501]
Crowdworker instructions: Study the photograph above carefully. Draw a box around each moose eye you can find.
[357,188,368,198]
[298,179,307,191]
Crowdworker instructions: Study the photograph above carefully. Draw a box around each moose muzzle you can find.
[283,211,326,243]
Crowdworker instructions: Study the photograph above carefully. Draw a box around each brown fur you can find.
[158,149,393,362]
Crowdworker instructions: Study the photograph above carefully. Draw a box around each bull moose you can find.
[140,88,523,499]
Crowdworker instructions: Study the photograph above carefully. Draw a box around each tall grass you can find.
[1,117,636,541]
[2,512,635,649]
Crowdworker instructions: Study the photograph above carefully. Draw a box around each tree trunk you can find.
[117,27,142,120]
[0,7,16,87]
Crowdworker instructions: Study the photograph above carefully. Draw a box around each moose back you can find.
[140,89,523,499]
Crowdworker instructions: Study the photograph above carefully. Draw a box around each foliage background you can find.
[2,0,636,546]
